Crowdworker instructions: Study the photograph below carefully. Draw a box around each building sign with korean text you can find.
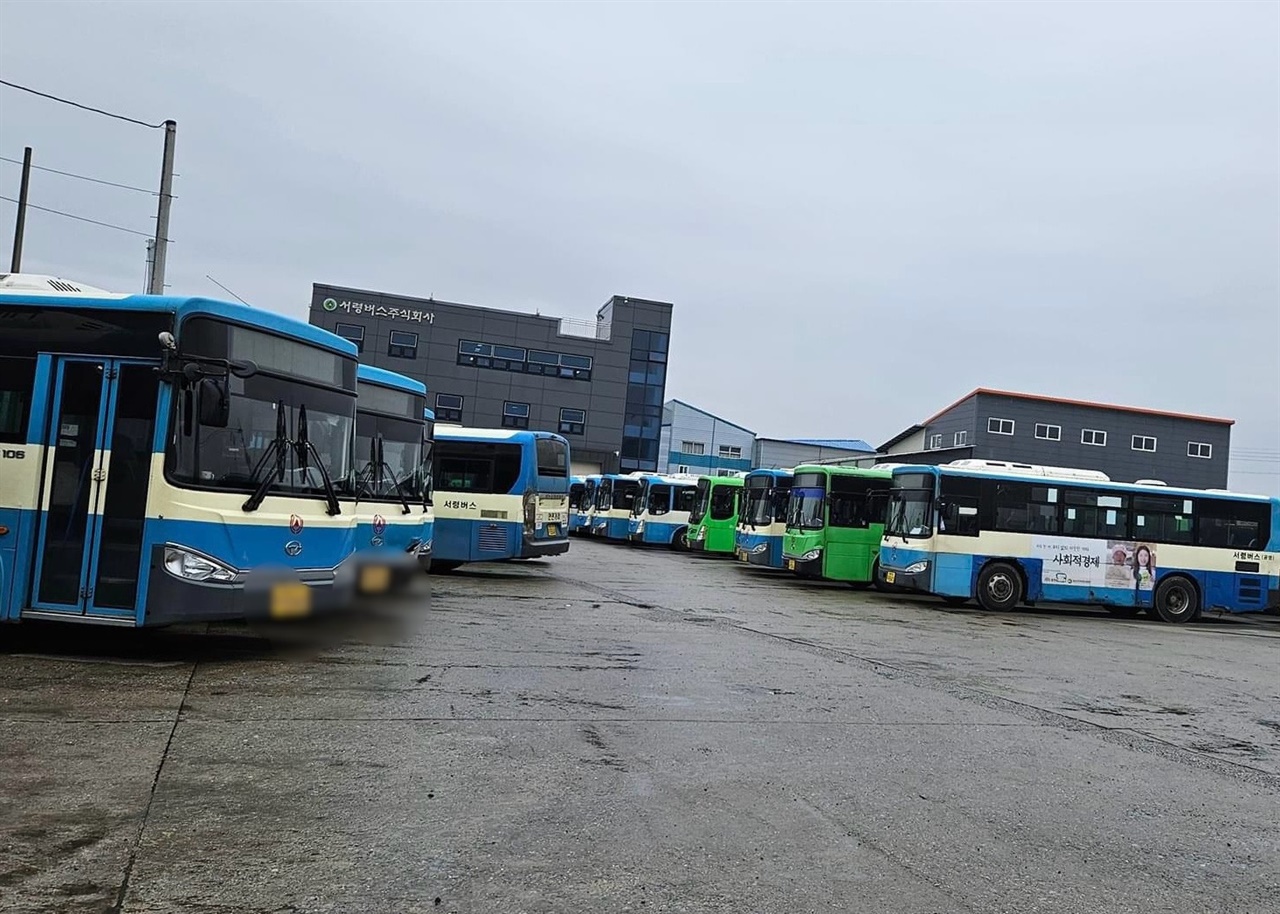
[321,297,434,324]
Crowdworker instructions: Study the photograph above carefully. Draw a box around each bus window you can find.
[1061,489,1130,540]
[649,484,672,515]
[0,356,36,443]
[1133,495,1194,545]
[710,484,737,520]
[536,438,568,478]
[436,442,522,493]
[1198,499,1270,550]
[674,486,698,514]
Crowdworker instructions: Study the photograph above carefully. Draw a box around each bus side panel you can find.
[0,441,44,621]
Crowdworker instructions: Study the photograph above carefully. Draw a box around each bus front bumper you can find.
[877,562,928,592]
[783,551,822,577]
[145,550,356,625]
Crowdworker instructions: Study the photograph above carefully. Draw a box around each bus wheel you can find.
[670,528,689,551]
[976,562,1022,612]
[1152,576,1201,624]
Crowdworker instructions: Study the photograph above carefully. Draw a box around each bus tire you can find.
[670,528,689,551]
[1152,575,1201,624]
[848,580,872,590]
[870,558,888,592]
[976,561,1023,612]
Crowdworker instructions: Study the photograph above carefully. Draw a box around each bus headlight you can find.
[904,561,929,574]
[696,528,706,540]
[163,546,236,583]
[750,543,768,554]
[800,549,821,562]
[635,520,645,532]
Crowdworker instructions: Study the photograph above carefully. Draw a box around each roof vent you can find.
[0,273,118,295]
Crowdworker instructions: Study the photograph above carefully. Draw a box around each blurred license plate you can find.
[885,571,896,583]
[270,583,311,619]
[360,565,391,594]
[547,524,559,536]
[786,559,795,571]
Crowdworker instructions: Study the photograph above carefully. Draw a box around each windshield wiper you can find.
[375,435,413,515]
[295,404,342,516]
[242,400,290,513]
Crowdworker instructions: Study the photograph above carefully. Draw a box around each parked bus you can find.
[686,474,745,554]
[735,469,794,568]
[571,474,599,535]
[782,465,893,585]
[592,473,644,540]
[877,460,1280,623]
[0,274,359,626]
[349,365,429,593]
[628,473,700,547]
[431,427,571,569]
[568,475,587,532]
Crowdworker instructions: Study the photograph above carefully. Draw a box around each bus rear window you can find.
[536,438,568,477]
[435,442,522,494]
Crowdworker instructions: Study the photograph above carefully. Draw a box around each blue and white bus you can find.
[568,475,588,532]
[735,468,793,568]
[878,460,1280,623]
[349,365,429,593]
[628,474,700,547]
[592,473,644,540]
[0,274,358,626]
[571,474,600,535]
[430,427,571,569]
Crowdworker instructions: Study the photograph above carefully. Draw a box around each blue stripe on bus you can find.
[630,519,683,546]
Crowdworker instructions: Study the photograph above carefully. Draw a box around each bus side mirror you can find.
[197,378,230,428]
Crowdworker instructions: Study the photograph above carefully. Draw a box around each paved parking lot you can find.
[3,540,1279,913]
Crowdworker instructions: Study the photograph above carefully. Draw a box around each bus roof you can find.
[356,364,427,396]
[434,426,569,446]
[745,468,794,481]
[698,473,745,485]
[791,464,892,479]
[892,462,1278,504]
[0,283,358,358]
[423,407,435,421]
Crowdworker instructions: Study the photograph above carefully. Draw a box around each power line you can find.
[0,78,165,129]
[0,194,158,239]
[0,154,155,195]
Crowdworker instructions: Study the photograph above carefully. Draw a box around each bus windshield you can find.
[788,487,825,529]
[353,413,423,500]
[886,483,933,538]
[689,479,711,524]
[744,486,774,526]
[168,373,354,497]
[613,480,640,511]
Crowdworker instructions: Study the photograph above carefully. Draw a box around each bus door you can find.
[28,358,159,621]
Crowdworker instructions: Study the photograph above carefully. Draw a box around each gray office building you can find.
[878,388,1233,489]
[309,283,673,474]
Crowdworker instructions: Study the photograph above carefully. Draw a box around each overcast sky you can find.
[2,1,1276,491]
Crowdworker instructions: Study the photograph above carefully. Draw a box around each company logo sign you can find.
[322,297,338,311]
[289,514,304,535]
[372,514,387,536]
[284,541,303,557]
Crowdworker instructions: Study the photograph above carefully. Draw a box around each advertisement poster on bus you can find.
[1032,538,1157,591]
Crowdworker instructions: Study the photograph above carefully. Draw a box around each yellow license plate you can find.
[885,571,896,583]
[360,565,392,594]
[738,552,747,562]
[547,524,558,536]
[270,583,312,619]
[786,559,795,571]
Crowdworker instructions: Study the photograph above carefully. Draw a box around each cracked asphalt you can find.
[3,539,1279,913]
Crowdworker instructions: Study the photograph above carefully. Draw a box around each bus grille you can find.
[479,525,507,552]
[1238,577,1264,606]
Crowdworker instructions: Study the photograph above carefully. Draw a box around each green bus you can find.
[782,465,892,586]
[686,474,745,554]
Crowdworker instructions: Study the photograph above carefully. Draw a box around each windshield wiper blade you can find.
[296,403,342,517]
[375,435,412,515]
[242,400,290,513]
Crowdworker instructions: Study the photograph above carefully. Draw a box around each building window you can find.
[718,444,742,460]
[681,441,705,455]
[675,464,690,473]
[458,339,591,380]
[334,322,365,353]
[928,433,943,450]
[435,393,463,423]
[953,430,968,447]
[387,329,418,359]
[1034,423,1061,441]
[988,417,1015,436]
[502,401,530,429]
[559,407,585,436]
[1131,435,1157,453]
[1187,441,1212,459]
[1081,428,1107,447]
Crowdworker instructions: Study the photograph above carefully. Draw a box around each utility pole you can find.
[9,146,32,272]
[144,239,155,293]
[148,119,176,294]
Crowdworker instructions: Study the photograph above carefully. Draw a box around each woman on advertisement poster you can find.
[1133,544,1157,591]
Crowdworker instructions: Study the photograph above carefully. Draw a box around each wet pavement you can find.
[3,539,1279,914]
